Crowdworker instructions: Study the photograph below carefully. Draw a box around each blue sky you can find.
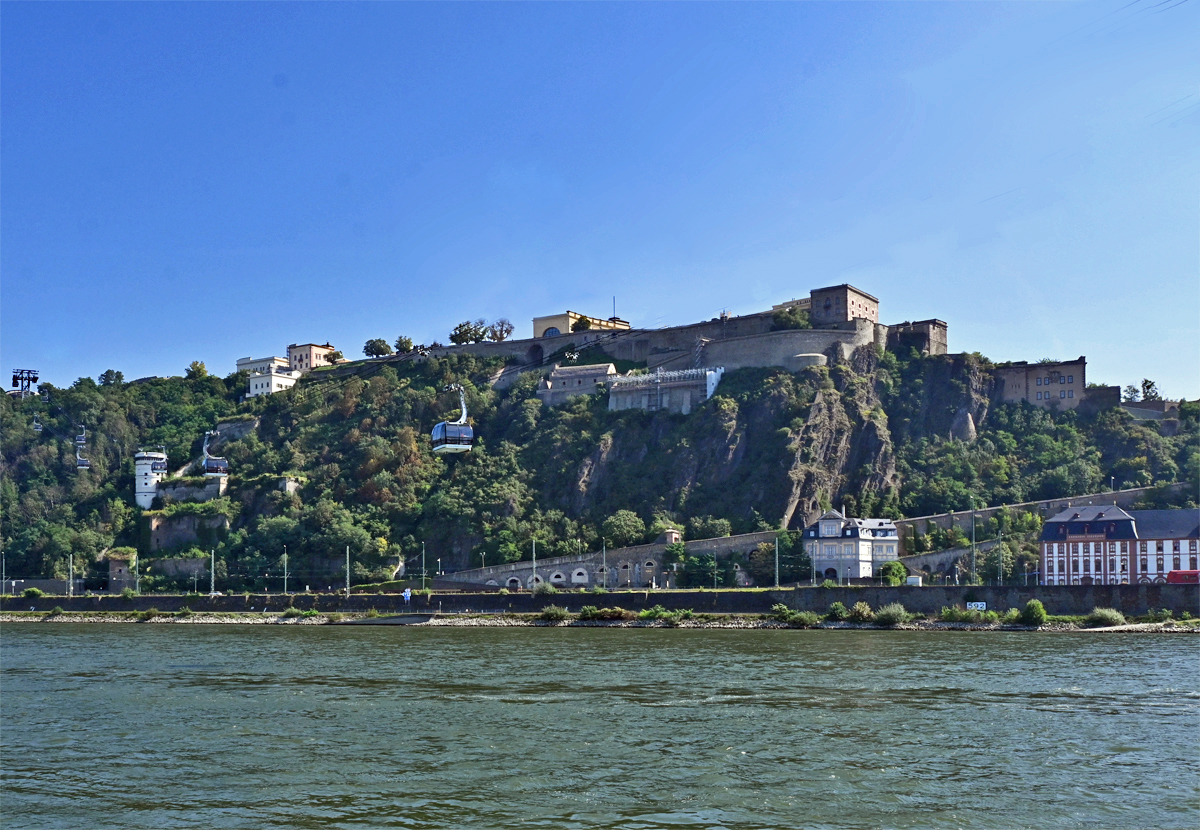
[3,1,1197,397]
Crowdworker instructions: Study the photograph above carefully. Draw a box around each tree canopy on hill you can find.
[1,346,1195,590]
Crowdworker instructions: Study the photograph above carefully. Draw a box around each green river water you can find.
[1,625,1196,829]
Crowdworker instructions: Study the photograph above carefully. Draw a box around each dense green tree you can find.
[879,560,908,586]
[771,306,811,331]
[185,361,207,379]
[393,336,414,353]
[602,510,646,548]
[363,339,393,358]
[571,317,592,332]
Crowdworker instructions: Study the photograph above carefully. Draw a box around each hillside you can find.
[1,346,1195,588]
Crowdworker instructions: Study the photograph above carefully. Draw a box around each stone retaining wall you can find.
[6,584,1195,617]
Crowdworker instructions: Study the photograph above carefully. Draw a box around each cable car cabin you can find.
[151,460,168,473]
[203,457,229,476]
[76,458,91,470]
[75,432,87,446]
[33,417,43,433]
[431,422,473,454]
[1166,570,1200,585]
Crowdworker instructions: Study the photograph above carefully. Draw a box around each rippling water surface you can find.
[2,625,1197,829]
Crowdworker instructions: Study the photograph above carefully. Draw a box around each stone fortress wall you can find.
[377,283,949,382]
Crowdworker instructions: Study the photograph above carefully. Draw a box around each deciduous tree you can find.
[487,319,514,342]
[363,339,393,358]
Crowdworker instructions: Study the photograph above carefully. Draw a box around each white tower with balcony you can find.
[134,448,169,509]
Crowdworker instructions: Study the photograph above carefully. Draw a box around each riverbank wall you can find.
[4,584,1196,617]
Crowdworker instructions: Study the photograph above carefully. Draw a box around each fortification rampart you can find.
[444,531,781,589]
[895,482,1190,541]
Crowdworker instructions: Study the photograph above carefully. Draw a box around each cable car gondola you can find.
[75,427,87,447]
[431,384,473,454]
[32,415,43,434]
[202,430,229,477]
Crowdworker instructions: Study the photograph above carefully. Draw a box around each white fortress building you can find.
[134,448,169,509]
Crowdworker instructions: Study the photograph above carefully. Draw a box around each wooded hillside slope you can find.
[2,346,1195,586]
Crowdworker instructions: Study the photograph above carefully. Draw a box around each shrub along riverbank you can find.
[4,598,1197,631]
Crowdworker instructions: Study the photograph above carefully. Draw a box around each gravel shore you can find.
[4,612,1195,632]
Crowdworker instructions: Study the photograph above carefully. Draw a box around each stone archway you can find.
[824,568,838,581]
[507,577,522,590]
[526,344,544,366]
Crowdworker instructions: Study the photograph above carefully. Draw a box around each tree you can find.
[363,339,393,358]
[487,319,514,342]
[771,306,811,331]
[185,361,207,379]
[687,515,731,539]
[98,369,124,386]
[571,316,592,332]
[393,336,413,353]
[1122,385,1141,403]
[1140,379,1161,402]
[324,350,344,364]
[663,541,687,565]
[449,321,484,345]
[602,510,646,548]
[878,560,908,586]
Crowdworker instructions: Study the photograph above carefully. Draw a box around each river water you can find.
[2,625,1196,829]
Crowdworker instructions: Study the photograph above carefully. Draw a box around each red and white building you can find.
[1039,506,1200,586]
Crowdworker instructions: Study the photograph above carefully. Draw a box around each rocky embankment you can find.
[4,611,1197,632]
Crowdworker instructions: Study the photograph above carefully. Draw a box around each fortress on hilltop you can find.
[401,283,949,383]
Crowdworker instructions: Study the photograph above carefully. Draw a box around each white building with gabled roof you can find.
[804,510,899,583]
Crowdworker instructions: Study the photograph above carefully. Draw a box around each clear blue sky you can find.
[3,1,1197,397]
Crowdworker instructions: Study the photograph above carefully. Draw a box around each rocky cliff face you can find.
[536,347,902,539]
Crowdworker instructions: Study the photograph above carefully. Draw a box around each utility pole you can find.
[532,538,537,588]
[480,551,486,570]
[602,541,606,590]
[422,542,426,590]
[210,549,215,595]
[283,545,289,595]
[345,545,351,599]
[135,553,140,594]
[998,528,1004,586]
[69,553,74,598]
[971,506,977,585]
[775,536,780,589]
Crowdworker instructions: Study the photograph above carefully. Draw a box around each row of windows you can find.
[1036,389,1074,400]
[1048,556,1197,573]
[1036,375,1074,386]
[1049,559,1128,574]
[1048,540,1196,554]
[821,544,896,555]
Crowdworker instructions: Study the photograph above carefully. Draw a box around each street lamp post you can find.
[774,536,780,589]
[971,504,977,585]
[283,545,289,595]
